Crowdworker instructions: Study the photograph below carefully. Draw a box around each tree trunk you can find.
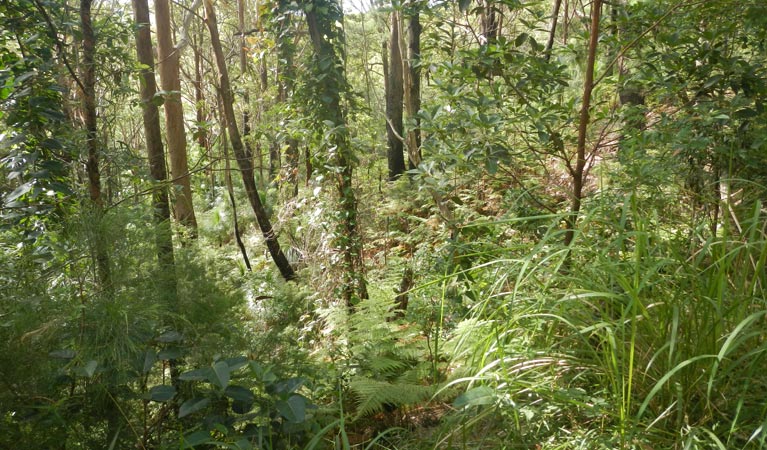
[545,0,562,62]
[218,92,252,271]
[385,10,406,180]
[156,0,198,235]
[192,30,213,197]
[405,4,422,168]
[80,0,112,292]
[304,0,367,307]
[564,0,601,247]
[203,0,296,281]
[237,0,256,186]
[274,11,300,197]
[132,0,177,300]
[480,0,499,43]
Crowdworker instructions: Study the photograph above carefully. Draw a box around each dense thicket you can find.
[2,0,767,449]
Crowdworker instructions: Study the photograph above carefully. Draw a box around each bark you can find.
[480,0,499,43]
[385,10,406,180]
[156,0,197,235]
[614,0,645,130]
[545,0,562,62]
[275,13,300,196]
[304,0,367,306]
[564,0,601,247]
[405,5,421,168]
[204,0,296,281]
[237,0,256,181]
[192,31,213,194]
[218,93,252,271]
[80,0,112,291]
[132,0,177,295]
[132,0,179,399]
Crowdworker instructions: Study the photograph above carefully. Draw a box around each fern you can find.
[349,376,434,420]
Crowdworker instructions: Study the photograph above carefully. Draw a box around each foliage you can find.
[2,0,767,449]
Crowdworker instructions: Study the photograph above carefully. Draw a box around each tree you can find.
[564,0,601,247]
[404,0,422,168]
[302,0,368,306]
[385,8,406,180]
[80,0,112,290]
[156,0,198,235]
[132,0,177,298]
[203,0,296,281]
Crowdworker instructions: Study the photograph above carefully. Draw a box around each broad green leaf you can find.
[146,385,176,402]
[6,182,33,202]
[224,385,255,403]
[269,377,305,395]
[142,350,157,374]
[514,32,529,47]
[224,356,248,372]
[453,386,496,408]
[178,398,210,418]
[83,360,98,378]
[276,394,308,423]
[158,347,183,360]
[212,361,230,390]
[181,430,212,448]
[49,349,76,359]
[179,368,211,381]
[156,330,183,343]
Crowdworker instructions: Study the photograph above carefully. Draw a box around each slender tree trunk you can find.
[204,0,296,281]
[192,30,213,196]
[132,0,179,403]
[564,0,601,247]
[405,4,421,168]
[545,0,562,62]
[480,0,499,43]
[156,0,198,235]
[614,0,645,130]
[218,92,252,271]
[80,0,112,292]
[132,0,177,295]
[274,12,300,197]
[237,0,256,184]
[304,0,367,306]
[385,10,406,180]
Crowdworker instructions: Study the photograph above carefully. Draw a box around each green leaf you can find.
[224,385,255,403]
[249,362,277,383]
[83,360,98,378]
[181,430,212,448]
[156,330,183,343]
[178,397,210,418]
[514,32,528,47]
[224,356,248,372]
[179,368,211,381]
[49,349,76,359]
[453,386,496,408]
[158,347,183,360]
[212,361,230,390]
[146,385,176,402]
[5,182,33,203]
[458,0,472,12]
[269,377,305,395]
[142,350,157,374]
[276,394,308,423]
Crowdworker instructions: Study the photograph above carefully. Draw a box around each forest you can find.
[1,0,767,448]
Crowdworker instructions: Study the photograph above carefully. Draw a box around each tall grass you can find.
[439,192,767,449]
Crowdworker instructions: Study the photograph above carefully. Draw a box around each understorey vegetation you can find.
[2,0,766,448]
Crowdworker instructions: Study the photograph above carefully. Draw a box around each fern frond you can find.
[349,376,434,420]
[368,355,407,375]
